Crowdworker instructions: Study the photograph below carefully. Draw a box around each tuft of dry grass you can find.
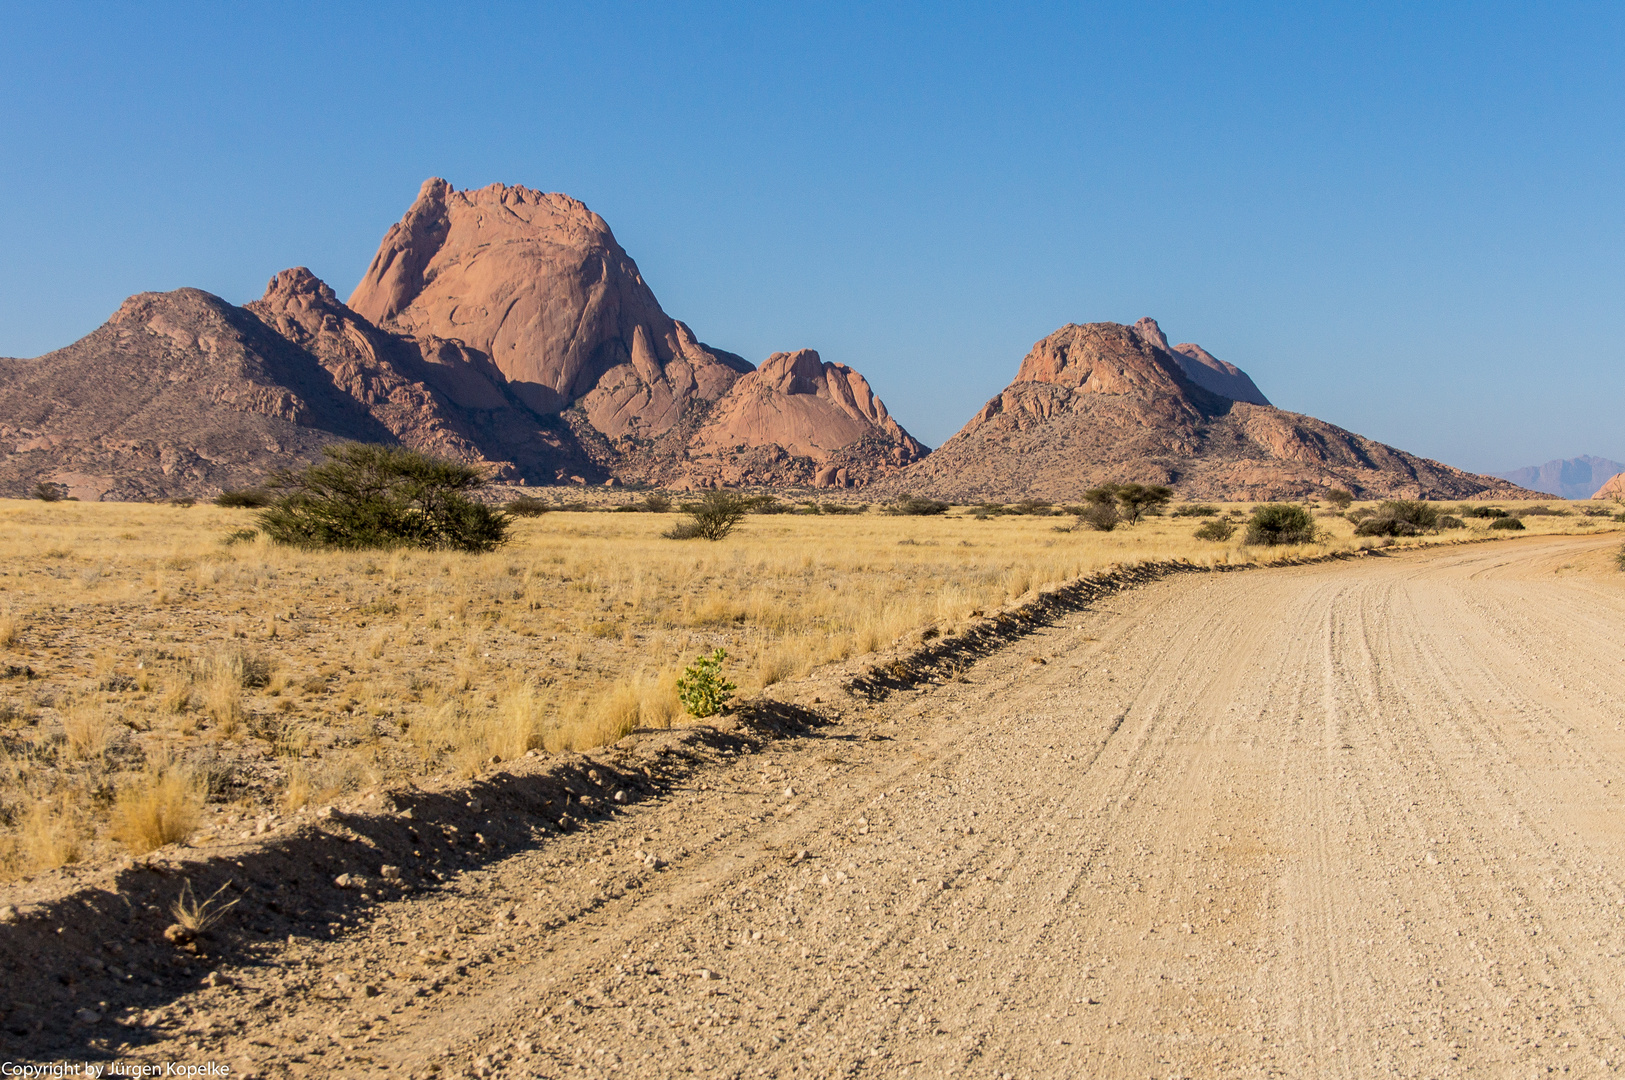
[169,880,239,935]
[0,608,21,648]
[62,699,113,761]
[10,798,84,872]
[110,763,203,854]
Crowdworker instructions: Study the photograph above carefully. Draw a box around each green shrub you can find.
[257,443,509,552]
[1488,516,1525,531]
[885,495,950,516]
[1325,488,1354,509]
[1006,499,1057,516]
[167,497,196,508]
[747,495,795,515]
[1171,504,1219,517]
[1193,519,1236,541]
[1354,516,1421,537]
[1438,515,1466,530]
[642,493,673,513]
[1245,504,1316,546]
[819,503,867,515]
[1461,506,1509,519]
[666,490,748,540]
[215,488,272,508]
[32,481,65,502]
[676,649,736,718]
[1516,505,1567,516]
[1376,500,1439,529]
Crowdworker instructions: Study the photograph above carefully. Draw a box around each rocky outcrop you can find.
[882,319,1537,503]
[1132,318,1270,406]
[0,269,602,500]
[1,177,926,498]
[0,285,394,499]
[1592,471,1625,500]
[681,350,927,488]
[348,178,752,435]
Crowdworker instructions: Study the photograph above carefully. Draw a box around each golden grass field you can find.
[0,495,1619,880]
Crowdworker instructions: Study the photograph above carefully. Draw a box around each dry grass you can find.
[0,495,1614,878]
[109,763,204,854]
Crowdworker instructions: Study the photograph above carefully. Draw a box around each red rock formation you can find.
[1592,472,1625,500]
[1132,317,1271,406]
[684,350,926,487]
[883,320,1538,503]
[347,178,751,436]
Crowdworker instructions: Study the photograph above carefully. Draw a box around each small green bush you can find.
[819,503,868,515]
[666,490,748,540]
[1488,517,1525,531]
[677,649,736,718]
[1245,504,1316,546]
[258,443,509,552]
[1325,488,1354,509]
[1438,515,1466,530]
[747,495,795,515]
[1516,505,1567,516]
[885,495,950,516]
[1460,506,1508,519]
[1171,504,1219,518]
[642,493,672,513]
[32,481,65,502]
[1193,519,1236,541]
[1354,516,1421,537]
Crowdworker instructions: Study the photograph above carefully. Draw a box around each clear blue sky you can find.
[2,1,1621,472]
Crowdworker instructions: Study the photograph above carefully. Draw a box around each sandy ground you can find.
[11,534,1625,1078]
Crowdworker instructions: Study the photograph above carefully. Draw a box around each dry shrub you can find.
[281,751,372,810]
[15,798,84,872]
[0,610,21,648]
[110,763,203,854]
[62,700,113,761]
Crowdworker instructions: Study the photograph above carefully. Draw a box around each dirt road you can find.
[37,535,1625,1077]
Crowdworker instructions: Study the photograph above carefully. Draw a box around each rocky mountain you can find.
[0,179,924,498]
[1493,455,1625,500]
[882,319,1536,503]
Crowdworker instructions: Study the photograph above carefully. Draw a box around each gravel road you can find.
[81,535,1625,1078]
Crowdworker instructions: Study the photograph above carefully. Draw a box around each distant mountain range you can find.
[0,176,1540,503]
[1491,456,1624,500]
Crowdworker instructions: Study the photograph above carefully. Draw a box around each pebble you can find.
[74,1008,101,1025]
[380,865,402,880]
[0,905,17,924]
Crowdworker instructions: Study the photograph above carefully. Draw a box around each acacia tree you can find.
[258,443,509,552]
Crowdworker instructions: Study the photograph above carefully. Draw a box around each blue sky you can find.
[2,1,1621,472]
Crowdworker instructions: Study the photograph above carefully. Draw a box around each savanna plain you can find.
[2,496,1625,1079]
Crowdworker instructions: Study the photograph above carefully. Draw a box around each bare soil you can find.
[6,534,1625,1077]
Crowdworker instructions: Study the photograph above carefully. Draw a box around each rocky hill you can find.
[0,179,924,498]
[1493,455,1625,499]
[882,319,1536,503]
